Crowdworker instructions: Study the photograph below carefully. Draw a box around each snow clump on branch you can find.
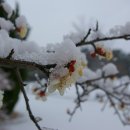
[1,2,13,18]
[0,29,87,96]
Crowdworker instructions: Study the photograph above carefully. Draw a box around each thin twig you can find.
[15,68,42,130]
[76,34,130,47]
[68,85,97,121]
[106,94,127,125]
[93,21,99,32]
[6,49,14,59]
[68,104,80,122]
[76,28,92,45]
[75,83,82,110]
[97,84,130,105]
[77,74,117,85]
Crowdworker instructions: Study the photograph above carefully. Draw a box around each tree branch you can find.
[76,28,92,45]
[6,49,14,59]
[15,67,42,130]
[76,34,130,47]
[69,74,130,123]
[0,57,56,76]
[77,74,118,85]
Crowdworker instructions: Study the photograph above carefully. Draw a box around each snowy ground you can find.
[0,87,130,130]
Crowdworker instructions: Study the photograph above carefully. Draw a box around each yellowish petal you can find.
[105,51,113,60]
[19,26,28,38]
[78,68,83,76]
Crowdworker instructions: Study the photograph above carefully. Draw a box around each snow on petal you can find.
[15,15,28,28]
[48,40,87,95]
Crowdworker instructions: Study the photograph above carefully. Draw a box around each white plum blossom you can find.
[27,80,48,101]
[0,29,86,97]
[34,89,47,101]
[90,43,113,60]
[15,16,28,38]
[48,57,86,95]
[48,40,86,95]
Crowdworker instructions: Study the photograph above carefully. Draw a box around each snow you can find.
[0,29,85,66]
[15,16,28,28]
[120,76,130,84]
[78,63,118,84]
[63,21,105,44]
[0,26,88,95]
[109,22,130,36]
[1,2,13,18]
[78,68,99,83]
[103,78,115,93]
[0,18,14,31]
[102,63,119,76]
[1,90,130,130]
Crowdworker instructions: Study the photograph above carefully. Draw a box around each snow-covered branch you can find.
[76,34,130,47]
[68,64,130,125]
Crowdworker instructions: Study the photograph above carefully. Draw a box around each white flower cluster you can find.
[0,1,28,39]
[48,57,86,95]
[0,13,88,98]
[28,41,87,97]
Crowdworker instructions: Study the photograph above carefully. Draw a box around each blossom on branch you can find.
[15,16,28,39]
[91,44,113,60]
[48,59,86,95]
[47,40,87,95]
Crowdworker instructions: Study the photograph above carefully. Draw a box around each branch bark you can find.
[0,57,56,76]
[15,67,42,130]
[76,34,130,47]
